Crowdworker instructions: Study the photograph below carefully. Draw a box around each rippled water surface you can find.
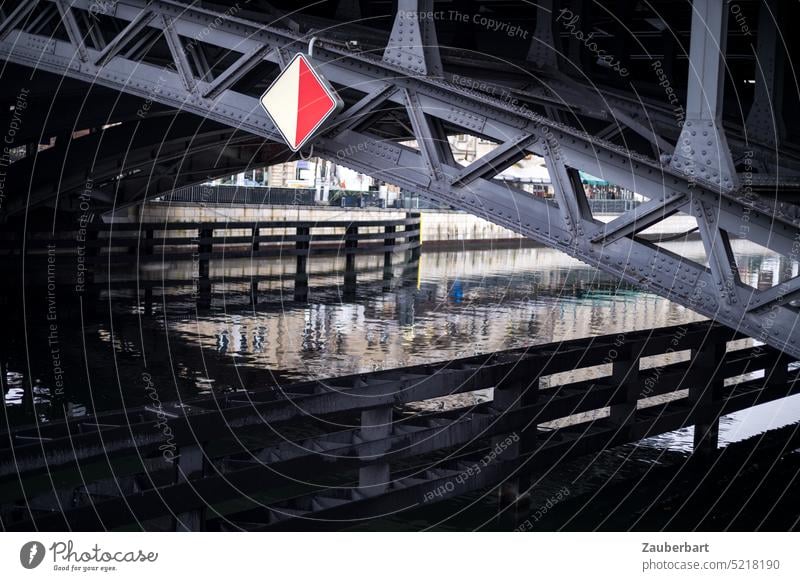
[3,241,799,445]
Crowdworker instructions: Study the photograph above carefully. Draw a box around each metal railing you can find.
[158,184,317,206]
[588,198,642,214]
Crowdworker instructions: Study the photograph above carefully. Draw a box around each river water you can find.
[2,240,800,446]
[3,239,800,530]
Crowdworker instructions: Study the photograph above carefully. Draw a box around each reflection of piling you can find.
[143,287,153,315]
[197,228,212,309]
[294,226,309,302]
[250,281,258,305]
[344,225,357,300]
[383,225,395,288]
[252,227,260,252]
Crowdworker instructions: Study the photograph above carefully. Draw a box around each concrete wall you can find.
[135,204,407,225]
[130,204,696,243]
[419,210,521,242]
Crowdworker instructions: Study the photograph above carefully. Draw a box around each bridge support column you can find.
[174,443,205,531]
[357,405,392,497]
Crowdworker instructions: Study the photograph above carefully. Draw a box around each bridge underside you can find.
[2,0,800,356]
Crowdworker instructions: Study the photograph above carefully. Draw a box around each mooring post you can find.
[344,224,358,299]
[407,214,421,261]
[357,404,393,497]
[384,224,395,271]
[295,226,309,302]
[252,226,260,253]
[174,443,205,531]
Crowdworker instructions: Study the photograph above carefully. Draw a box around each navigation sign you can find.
[259,53,343,151]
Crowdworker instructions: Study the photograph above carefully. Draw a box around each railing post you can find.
[609,344,638,435]
[294,226,309,302]
[491,373,529,529]
[690,331,727,456]
[174,444,205,531]
[357,404,392,497]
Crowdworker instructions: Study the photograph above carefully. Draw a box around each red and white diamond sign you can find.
[259,53,343,151]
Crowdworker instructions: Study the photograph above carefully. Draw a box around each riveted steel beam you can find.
[383,0,443,77]
[453,133,538,187]
[93,8,156,67]
[745,0,785,147]
[0,0,38,42]
[590,192,688,244]
[54,0,88,62]
[669,0,738,191]
[1,0,800,359]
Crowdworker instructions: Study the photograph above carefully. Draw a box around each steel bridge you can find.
[3,0,800,359]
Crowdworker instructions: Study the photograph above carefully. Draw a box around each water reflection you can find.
[2,241,799,445]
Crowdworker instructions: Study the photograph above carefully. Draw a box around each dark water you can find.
[2,240,800,530]
[2,241,799,439]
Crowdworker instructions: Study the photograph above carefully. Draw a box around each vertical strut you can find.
[670,0,738,191]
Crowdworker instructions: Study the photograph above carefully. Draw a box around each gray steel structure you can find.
[2,0,800,358]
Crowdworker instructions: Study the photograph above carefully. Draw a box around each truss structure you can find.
[2,0,800,357]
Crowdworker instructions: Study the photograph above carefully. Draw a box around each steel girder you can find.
[4,122,289,214]
[1,0,800,358]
